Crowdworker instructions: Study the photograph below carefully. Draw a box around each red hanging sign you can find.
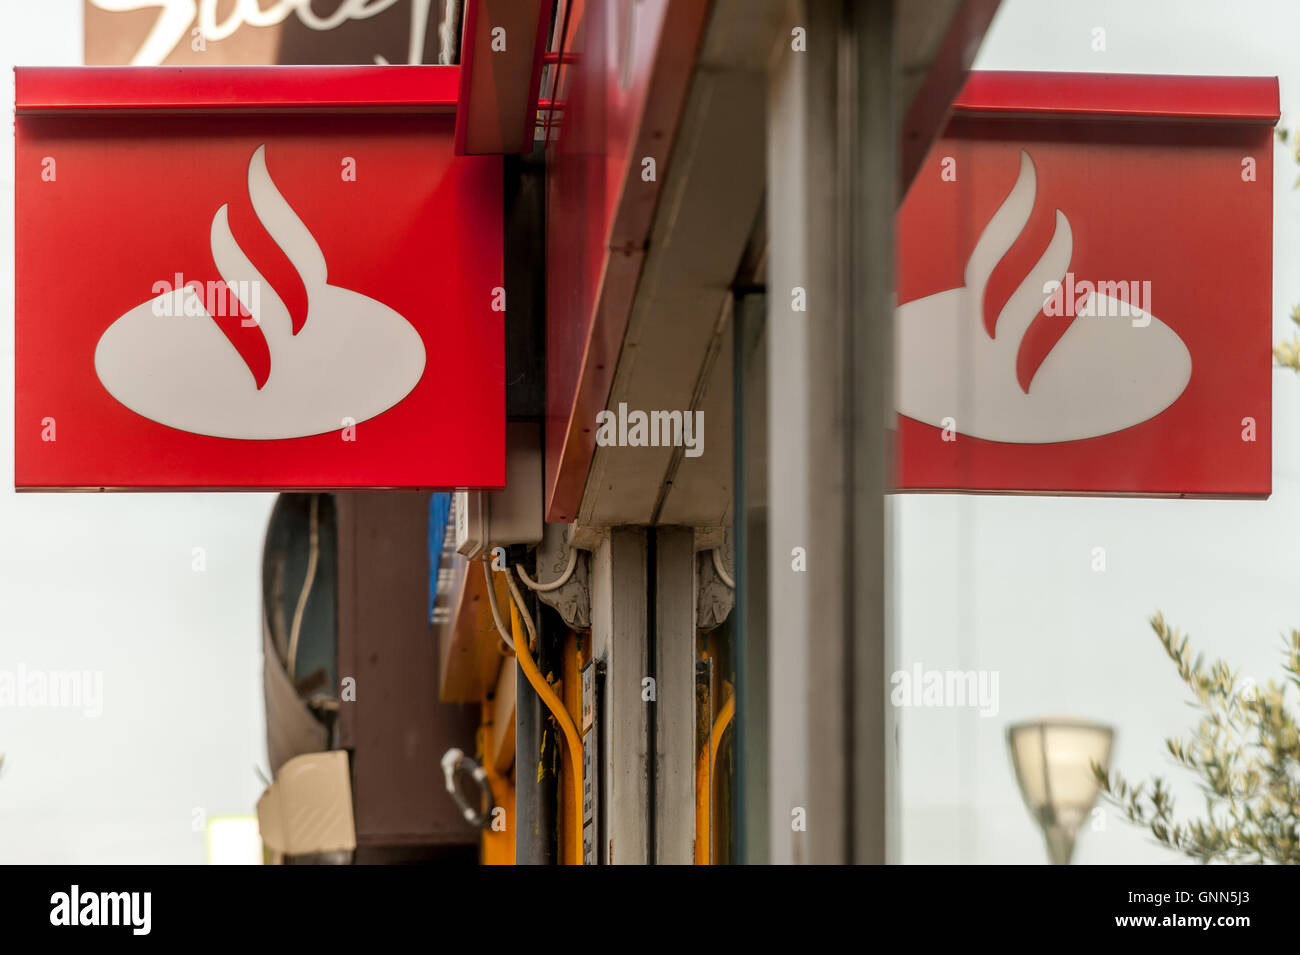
[15,67,504,490]
[897,72,1277,497]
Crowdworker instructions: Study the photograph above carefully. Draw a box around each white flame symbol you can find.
[896,150,1191,443]
[95,145,426,440]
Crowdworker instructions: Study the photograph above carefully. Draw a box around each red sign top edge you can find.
[13,65,459,114]
[953,71,1280,125]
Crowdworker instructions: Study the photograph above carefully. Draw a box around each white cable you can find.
[712,547,735,589]
[505,566,539,652]
[287,495,320,681]
[515,543,579,593]
[481,556,516,651]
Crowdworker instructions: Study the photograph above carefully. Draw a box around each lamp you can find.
[1007,719,1114,865]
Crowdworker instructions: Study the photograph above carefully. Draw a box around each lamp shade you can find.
[1007,719,1114,864]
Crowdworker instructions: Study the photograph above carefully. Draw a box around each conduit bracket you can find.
[696,527,734,631]
[534,522,591,630]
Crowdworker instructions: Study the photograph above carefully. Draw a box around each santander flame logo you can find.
[94,145,426,440]
[897,150,1192,443]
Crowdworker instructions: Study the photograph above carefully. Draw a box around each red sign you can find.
[15,67,503,490]
[897,72,1278,496]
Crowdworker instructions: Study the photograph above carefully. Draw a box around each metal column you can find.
[848,0,899,869]
[765,0,897,864]
[653,527,697,863]
[734,292,770,864]
[589,528,650,864]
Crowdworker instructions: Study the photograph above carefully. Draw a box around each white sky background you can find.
[899,0,1300,863]
[0,1,274,863]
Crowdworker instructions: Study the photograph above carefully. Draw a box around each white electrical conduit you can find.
[514,543,579,593]
[287,494,320,681]
[712,547,735,589]
[481,556,516,652]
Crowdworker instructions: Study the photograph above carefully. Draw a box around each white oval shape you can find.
[94,145,426,440]
[896,289,1192,443]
